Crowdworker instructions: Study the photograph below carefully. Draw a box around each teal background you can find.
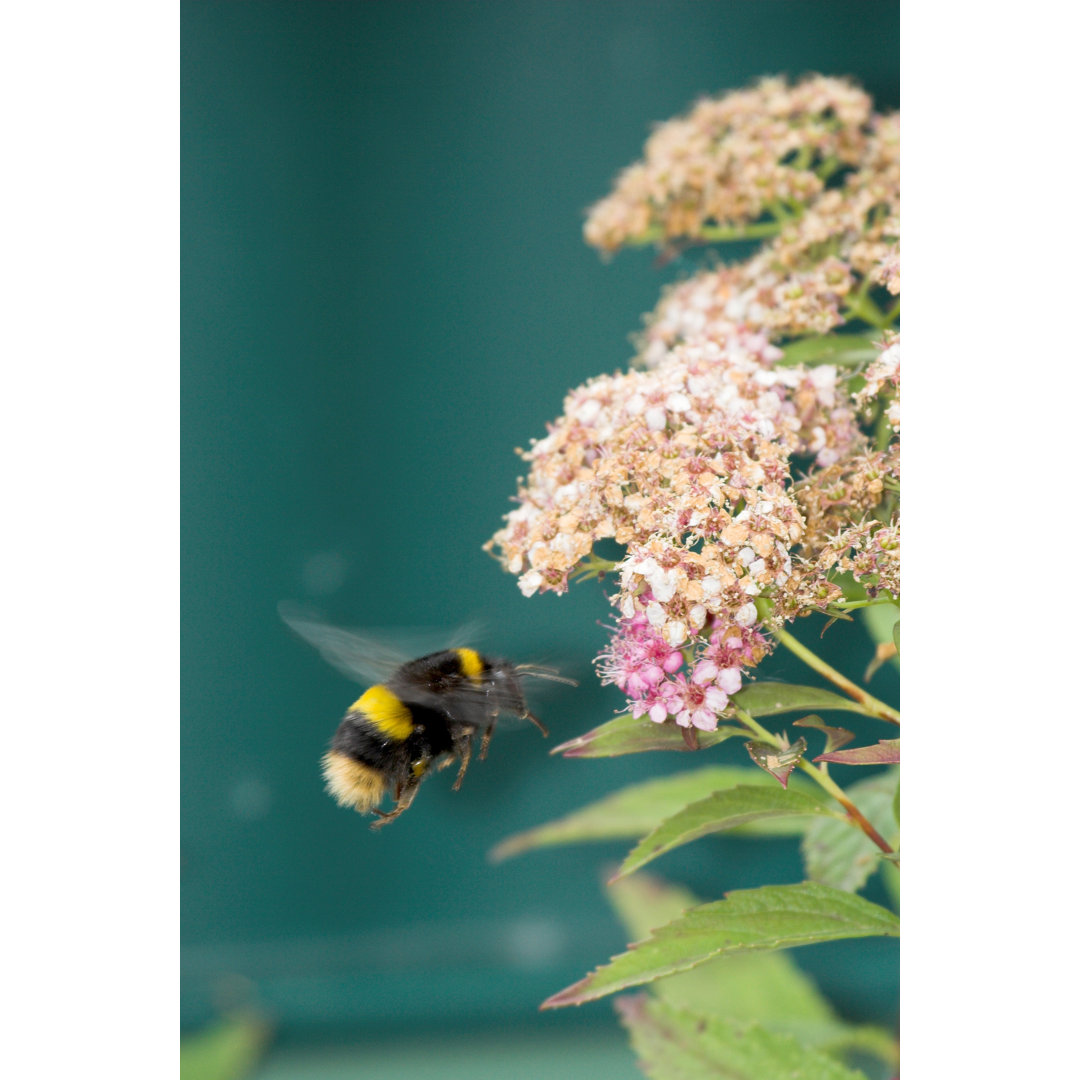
[182,0,899,1070]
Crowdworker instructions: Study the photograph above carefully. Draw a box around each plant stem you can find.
[732,706,897,861]
[572,553,620,582]
[628,219,786,248]
[800,761,898,862]
[733,706,783,745]
[773,627,901,725]
[844,293,890,330]
[873,407,892,451]
[829,596,898,612]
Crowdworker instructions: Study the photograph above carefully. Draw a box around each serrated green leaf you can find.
[732,682,868,717]
[542,882,899,1008]
[615,786,839,881]
[607,875,898,1069]
[491,766,809,861]
[816,739,899,765]
[609,874,834,1022]
[552,714,745,758]
[802,772,899,893]
[615,996,871,1080]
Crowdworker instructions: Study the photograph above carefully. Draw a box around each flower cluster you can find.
[596,607,756,732]
[488,77,899,732]
[634,112,899,355]
[584,76,874,254]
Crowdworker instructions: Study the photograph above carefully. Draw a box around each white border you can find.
[903,4,1074,1075]
[2,4,178,1073]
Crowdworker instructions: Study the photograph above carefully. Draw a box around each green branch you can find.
[627,219,787,249]
[772,627,900,725]
[732,706,896,860]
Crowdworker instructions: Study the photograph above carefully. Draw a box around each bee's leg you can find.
[452,732,473,791]
[370,779,421,830]
[524,710,549,738]
[479,724,494,761]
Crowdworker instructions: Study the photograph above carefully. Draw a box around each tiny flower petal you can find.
[734,601,759,627]
[519,570,543,597]
[662,650,684,674]
[692,660,719,685]
[716,667,743,695]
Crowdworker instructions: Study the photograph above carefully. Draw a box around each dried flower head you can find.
[584,76,875,254]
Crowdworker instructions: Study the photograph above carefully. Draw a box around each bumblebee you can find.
[280,606,573,828]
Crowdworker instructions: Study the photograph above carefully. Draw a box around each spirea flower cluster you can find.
[487,76,899,733]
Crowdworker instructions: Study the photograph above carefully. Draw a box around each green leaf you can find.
[880,857,900,913]
[862,603,900,658]
[778,331,880,369]
[615,996,871,1080]
[816,739,900,765]
[542,882,899,1008]
[607,875,898,1069]
[861,603,900,681]
[552,714,745,758]
[608,872,701,939]
[609,875,836,1022]
[551,684,866,760]
[802,771,899,892]
[491,766,809,861]
[615,785,839,881]
[180,1013,271,1080]
[732,682,869,717]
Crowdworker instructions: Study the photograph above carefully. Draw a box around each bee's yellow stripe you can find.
[350,684,414,740]
[455,648,484,684]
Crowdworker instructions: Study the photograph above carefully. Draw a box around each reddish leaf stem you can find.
[733,706,898,863]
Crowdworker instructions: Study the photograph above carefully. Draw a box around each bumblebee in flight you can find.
[280,606,573,828]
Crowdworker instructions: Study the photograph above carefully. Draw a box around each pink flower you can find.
[705,622,769,670]
[658,663,730,731]
[597,610,684,709]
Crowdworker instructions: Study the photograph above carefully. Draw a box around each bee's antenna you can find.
[516,663,578,687]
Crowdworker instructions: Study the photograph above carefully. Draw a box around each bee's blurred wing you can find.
[279,602,489,687]
[279,603,413,684]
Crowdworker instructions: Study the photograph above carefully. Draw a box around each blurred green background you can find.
[182,2,899,1075]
